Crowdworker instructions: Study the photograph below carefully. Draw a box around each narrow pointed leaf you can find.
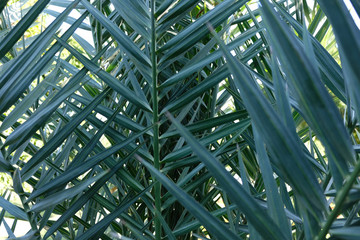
[18,88,111,176]
[139,156,241,240]
[31,171,107,212]
[259,0,354,189]
[55,36,152,112]
[75,186,152,240]
[80,0,151,67]
[0,0,51,59]
[0,196,27,220]
[166,112,288,240]
[211,25,326,216]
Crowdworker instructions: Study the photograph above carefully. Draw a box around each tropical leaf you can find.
[0,0,359,239]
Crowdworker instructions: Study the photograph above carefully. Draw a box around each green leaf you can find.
[162,119,251,163]
[70,94,146,132]
[110,0,150,39]
[28,125,151,202]
[159,0,248,63]
[253,127,292,238]
[55,36,152,112]
[0,0,52,59]
[80,0,151,68]
[0,1,9,15]
[31,171,107,212]
[42,149,141,239]
[161,65,229,113]
[0,151,14,172]
[260,0,354,190]
[17,88,111,176]
[330,226,360,240]
[0,11,89,125]
[1,43,111,152]
[2,218,16,238]
[316,0,360,123]
[159,27,260,88]
[138,156,241,240]
[161,110,248,138]
[0,0,82,114]
[211,23,326,220]
[75,186,152,240]
[165,112,288,240]
[0,196,27,220]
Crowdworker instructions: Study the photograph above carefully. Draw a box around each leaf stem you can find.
[151,1,161,239]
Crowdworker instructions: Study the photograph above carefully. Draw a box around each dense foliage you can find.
[0,0,360,239]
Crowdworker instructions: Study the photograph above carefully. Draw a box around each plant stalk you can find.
[151,1,161,239]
